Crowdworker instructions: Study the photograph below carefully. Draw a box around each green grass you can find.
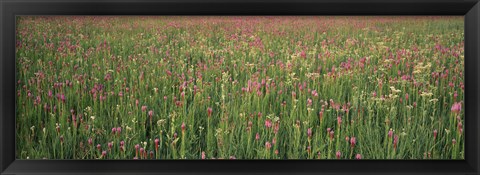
[15,16,464,159]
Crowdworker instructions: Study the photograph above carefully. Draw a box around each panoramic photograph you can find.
[15,16,464,159]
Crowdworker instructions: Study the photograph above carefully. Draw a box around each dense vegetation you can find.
[16,16,464,159]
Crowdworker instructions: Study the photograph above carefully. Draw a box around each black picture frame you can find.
[1,0,479,175]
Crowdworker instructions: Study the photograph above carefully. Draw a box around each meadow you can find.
[15,16,464,159]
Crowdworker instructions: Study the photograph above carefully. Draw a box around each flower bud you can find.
[307,128,312,138]
[350,137,356,148]
[207,107,213,117]
[155,138,160,150]
[265,141,272,149]
[336,151,341,159]
[181,122,186,132]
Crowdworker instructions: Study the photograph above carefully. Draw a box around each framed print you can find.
[1,0,479,174]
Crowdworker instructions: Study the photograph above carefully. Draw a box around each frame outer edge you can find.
[1,1,15,174]
[476,2,480,173]
[466,1,480,174]
[0,0,4,173]
[477,2,480,173]
[472,2,480,173]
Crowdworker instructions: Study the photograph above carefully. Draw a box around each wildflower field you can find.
[15,16,464,159]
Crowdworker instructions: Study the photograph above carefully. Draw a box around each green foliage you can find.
[15,16,464,159]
